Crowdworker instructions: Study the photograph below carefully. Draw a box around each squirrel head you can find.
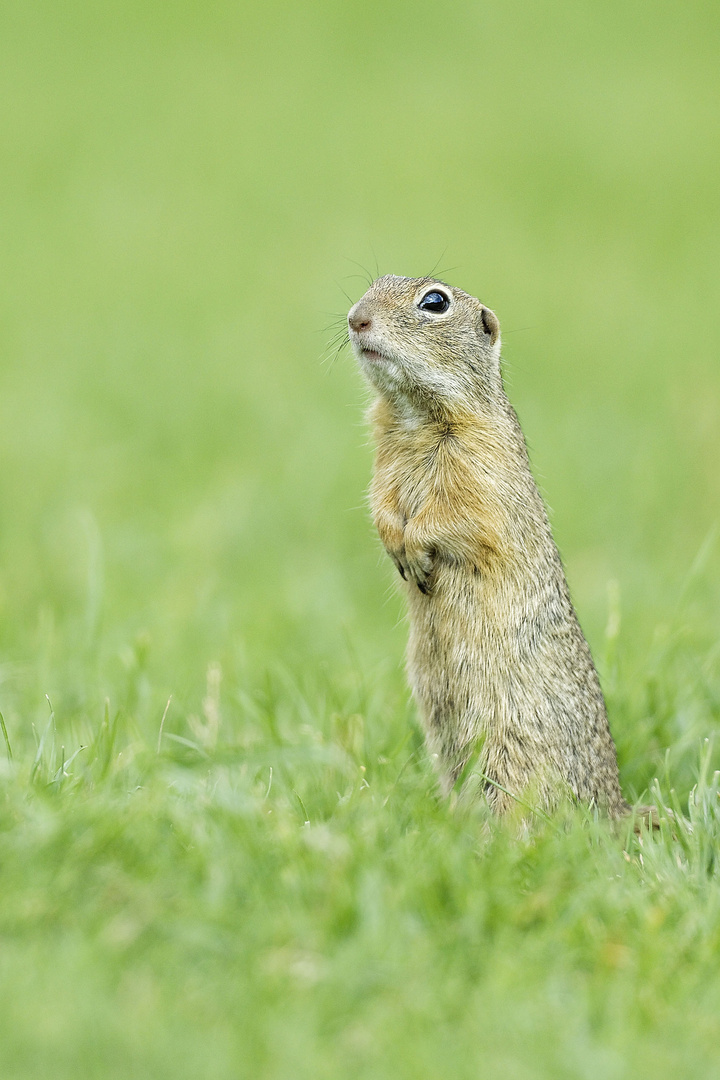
[348,275,501,416]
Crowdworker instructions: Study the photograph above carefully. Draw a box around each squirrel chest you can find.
[371,402,510,581]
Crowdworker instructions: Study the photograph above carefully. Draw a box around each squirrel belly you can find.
[349,275,628,818]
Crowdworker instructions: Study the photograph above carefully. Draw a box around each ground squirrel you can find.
[348,275,629,818]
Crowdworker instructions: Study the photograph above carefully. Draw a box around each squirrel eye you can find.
[417,290,450,314]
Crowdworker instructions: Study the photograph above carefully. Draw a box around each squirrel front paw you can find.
[389,546,434,593]
[402,526,435,594]
[375,512,436,594]
[403,548,435,594]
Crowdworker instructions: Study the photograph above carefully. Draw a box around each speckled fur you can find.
[348,275,628,817]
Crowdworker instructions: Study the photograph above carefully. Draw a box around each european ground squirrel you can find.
[349,275,629,818]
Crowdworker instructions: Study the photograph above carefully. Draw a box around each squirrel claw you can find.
[406,553,434,595]
[382,531,434,593]
[390,552,433,593]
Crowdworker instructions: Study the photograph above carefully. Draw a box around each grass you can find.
[2,670,720,1078]
[1,0,720,1075]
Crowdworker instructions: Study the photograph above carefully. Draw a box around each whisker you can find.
[343,258,374,287]
[320,317,350,335]
[430,264,460,281]
[427,248,448,279]
[320,322,351,372]
[341,273,374,288]
[334,280,356,306]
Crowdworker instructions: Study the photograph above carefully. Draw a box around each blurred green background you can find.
[1,2,720,1075]
[1,0,718,706]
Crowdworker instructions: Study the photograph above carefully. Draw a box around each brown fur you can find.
[348,275,628,818]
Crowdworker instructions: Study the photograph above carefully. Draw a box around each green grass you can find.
[1,1,720,1075]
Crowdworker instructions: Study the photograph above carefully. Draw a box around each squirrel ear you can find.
[479,305,500,346]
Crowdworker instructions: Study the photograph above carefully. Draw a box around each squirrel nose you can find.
[348,303,372,333]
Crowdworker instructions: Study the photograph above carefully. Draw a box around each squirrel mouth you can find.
[360,348,386,363]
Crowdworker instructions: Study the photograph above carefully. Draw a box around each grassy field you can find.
[1,1,719,1075]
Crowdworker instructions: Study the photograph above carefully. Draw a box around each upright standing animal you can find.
[348,275,628,817]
